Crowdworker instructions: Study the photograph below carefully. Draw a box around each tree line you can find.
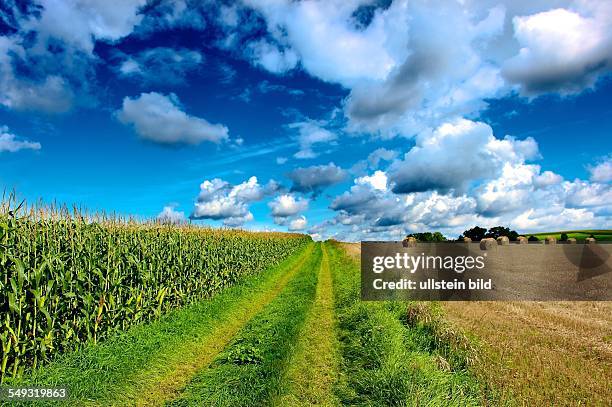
[406,226,521,242]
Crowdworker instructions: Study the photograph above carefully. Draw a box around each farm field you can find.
[443,301,612,406]
[341,242,612,406]
[3,206,610,405]
[0,202,311,383]
[529,229,612,242]
[3,229,494,406]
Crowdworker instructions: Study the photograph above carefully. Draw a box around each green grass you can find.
[274,244,340,406]
[166,243,323,407]
[528,229,612,242]
[4,243,315,406]
[327,242,492,406]
[4,241,501,406]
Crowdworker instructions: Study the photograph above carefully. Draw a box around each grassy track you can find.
[166,243,323,406]
[275,243,340,406]
[6,241,498,406]
[6,243,315,406]
[327,242,491,406]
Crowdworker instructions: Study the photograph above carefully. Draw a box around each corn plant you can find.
[0,194,310,382]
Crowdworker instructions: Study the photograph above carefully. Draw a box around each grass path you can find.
[327,242,490,406]
[166,243,323,406]
[129,243,315,407]
[275,243,340,406]
[8,243,314,406]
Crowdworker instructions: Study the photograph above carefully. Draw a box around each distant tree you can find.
[485,226,520,241]
[407,232,447,242]
[528,235,539,242]
[461,226,487,241]
[431,232,447,242]
[560,233,568,241]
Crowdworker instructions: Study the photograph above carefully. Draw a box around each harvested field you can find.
[443,301,612,406]
[343,241,612,406]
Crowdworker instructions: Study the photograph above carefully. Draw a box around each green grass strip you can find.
[530,230,612,241]
[274,243,340,406]
[328,242,489,407]
[166,243,323,407]
[5,243,315,407]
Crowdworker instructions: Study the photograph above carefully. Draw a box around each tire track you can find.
[165,244,323,406]
[275,243,340,406]
[113,244,316,407]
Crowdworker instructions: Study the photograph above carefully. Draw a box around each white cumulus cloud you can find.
[503,4,612,95]
[388,119,539,194]
[29,0,147,54]
[0,126,41,153]
[589,157,612,183]
[116,92,229,145]
[157,205,186,224]
[288,215,308,231]
[269,194,309,218]
[191,176,280,227]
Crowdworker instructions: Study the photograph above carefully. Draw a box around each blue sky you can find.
[0,0,611,240]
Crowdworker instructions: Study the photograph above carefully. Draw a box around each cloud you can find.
[356,170,388,191]
[534,170,564,188]
[219,4,240,27]
[257,80,304,96]
[564,180,612,208]
[330,183,382,215]
[324,118,611,240]
[243,0,405,86]
[268,193,309,230]
[157,205,186,224]
[190,176,281,227]
[289,120,337,159]
[502,4,612,95]
[388,119,539,194]
[246,39,299,74]
[116,92,229,145]
[327,165,611,240]
[475,166,611,218]
[513,206,599,232]
[474,162,543,216]
[191,176,269,226]
[0,73,74,113]
[589,157,612,183]
[288,162,347,196]
[29,0,147,54]
[269,194,308,218]
[137,0,206,32]
[329,172,482,240]
[350,147,399,175]
[0,37,75,113]
[117,47,203,85]
[0,126,41,153]
[0,0,147,113]
[367,148,398,168]
[288,215,307,231]
[235,1,612,138]
[244,0,507,137]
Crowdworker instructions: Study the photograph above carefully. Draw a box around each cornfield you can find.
[0,196,310,382]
